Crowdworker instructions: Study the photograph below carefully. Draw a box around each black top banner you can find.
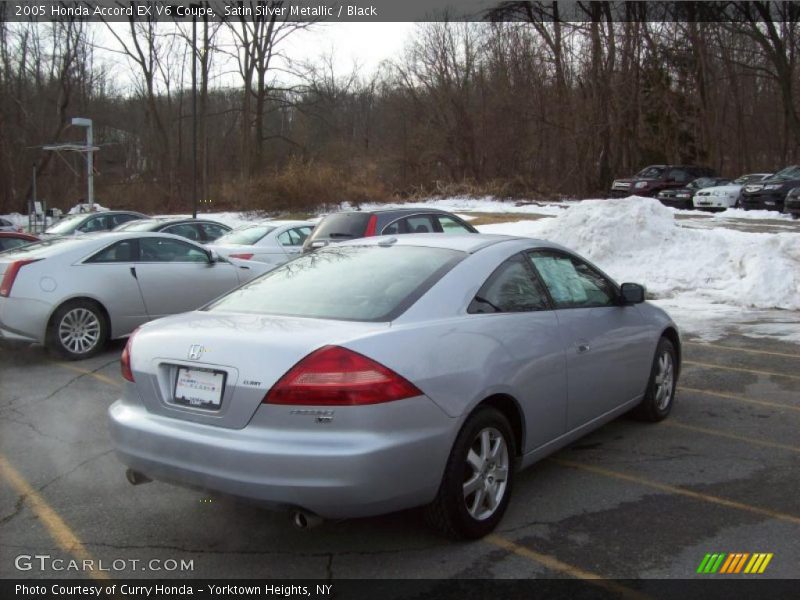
[2,0,800,23]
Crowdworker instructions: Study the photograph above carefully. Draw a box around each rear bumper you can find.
[108,395,456,519]
[0,296,50,344]
[693,196,735,209]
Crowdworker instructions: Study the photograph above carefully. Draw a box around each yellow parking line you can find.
[54,362,120,387]
[679,386,800,413]
[0,454,110,581]
[664,421,800,454]
[551,458,800,526]
[683,360,800,381]
[486,535,650,600]
[685,341,800,360]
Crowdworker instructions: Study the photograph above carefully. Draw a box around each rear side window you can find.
[468,255,549,313]
[163,223,201,241]
[112,214,140,227]
[527,251,616,309]
[308,213,371,242]
[86,240,137,263]
[437,215,474,234]
[209,245,464,321]
[216,225,276,245]
[201,223,230,241]
[403,216,435,233]
[277,228,306,246]
[78,215,109,233]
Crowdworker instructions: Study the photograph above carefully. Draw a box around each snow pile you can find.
[711,207,793,221]
[478,197,800,311]
[68,202,109,214]
[352,197,571,217]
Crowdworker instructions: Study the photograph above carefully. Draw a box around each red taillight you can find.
[120,329,139,382]
[0,259,39,297]
[364,214,378,237]
[264,345,422,406]
[229,253,254,260]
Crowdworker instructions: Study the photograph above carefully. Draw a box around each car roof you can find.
[0,231,36,239]
[335,232,556,254]
[333,208,458,216]
[238,220,314,227]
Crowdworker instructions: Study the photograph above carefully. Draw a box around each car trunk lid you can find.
[129,311,390,429]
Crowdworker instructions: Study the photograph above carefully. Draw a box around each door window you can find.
[78,215,109,233]
[111,214,140,227]
[139,237,208,263]
[468,255,549,313]
[163,223,201,241]
[527,251,616,309]
[403,216,435,233]
[201,223,230,241]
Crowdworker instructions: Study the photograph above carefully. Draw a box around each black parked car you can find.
[303,208,477,252]
[610,165,717,198]
[113,217,232,243]
[740,165,800,212]
[784,187,800,219]
[657,177,731,210]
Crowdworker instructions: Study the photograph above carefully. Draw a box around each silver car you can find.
[206,220,315,266]
[109,234,680,538]
[0,233,268,359]
[42,211,147,237]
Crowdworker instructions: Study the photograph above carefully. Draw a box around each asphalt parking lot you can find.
[0,331,798,584]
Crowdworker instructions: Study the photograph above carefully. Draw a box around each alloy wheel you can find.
[463,427,509,521]
[58,308,101,355]
[654,351,674,411]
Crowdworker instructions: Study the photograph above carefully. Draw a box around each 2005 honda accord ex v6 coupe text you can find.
[109,234,680,538]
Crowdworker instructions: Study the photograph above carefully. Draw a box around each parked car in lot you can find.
[42,211,147,237]
[113,217,232,242]
[0,217,21,233]
[302,208,477,252]
[784,187,800,219]
[0,233,270,359]
[610,165,717,198]
[657,176,730,209]
[110,233,680,539]
[0,232,38,252]
[740,165,800,211]
[692,173,772,211]
[207,220,315,266]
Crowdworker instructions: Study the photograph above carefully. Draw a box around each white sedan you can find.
[0,232,270,359]
[693,173,772,210]
[206,220,314,266]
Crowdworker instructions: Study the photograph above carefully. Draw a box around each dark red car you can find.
[0,231,38,252]
[610,165,717,198]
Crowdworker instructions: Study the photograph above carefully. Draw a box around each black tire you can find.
[631,337,677,422]
[425,407,516,539]
[46,299,108,360]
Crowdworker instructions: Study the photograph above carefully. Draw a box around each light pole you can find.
[71,117,94,206]
[191,6,198,218]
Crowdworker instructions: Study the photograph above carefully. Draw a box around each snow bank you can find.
[352,197,571,217]
[478,197,800,311]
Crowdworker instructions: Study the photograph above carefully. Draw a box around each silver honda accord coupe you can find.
[109,234,680,538]
[0,233,269,359]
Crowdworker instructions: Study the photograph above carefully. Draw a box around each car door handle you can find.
[129,267,137,279]
[576,341,590,354]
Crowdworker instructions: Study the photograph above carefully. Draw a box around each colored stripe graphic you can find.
[700,553,774,575]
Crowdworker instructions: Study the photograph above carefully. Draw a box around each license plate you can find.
[174,367,226,409]
[765,200,775,206]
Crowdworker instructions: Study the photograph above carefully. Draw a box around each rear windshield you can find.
[306,213,371,243]
[0,236,86,259]
[215,225,276,245]
[208,245,464,321]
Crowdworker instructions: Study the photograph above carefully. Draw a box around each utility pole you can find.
[71,118,94,206]
[191,8,198,218]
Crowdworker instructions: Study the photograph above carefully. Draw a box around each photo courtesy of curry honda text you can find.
[0,233,271,360]
[109,234,680,539]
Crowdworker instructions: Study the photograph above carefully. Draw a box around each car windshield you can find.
[208,245,464,321]
[215,225,276,245]
[115,219,162,231]
[733,174,768,185]
[689,177,715,189]
[635,166,664,179]
[771,165,800,180]
[45,214,89,234]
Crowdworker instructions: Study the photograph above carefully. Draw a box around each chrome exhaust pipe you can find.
[292,510,323,530]
[125,469,152,486]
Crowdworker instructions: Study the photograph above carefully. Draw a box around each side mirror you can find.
[207,249,219,264]
[620,282,645,304]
